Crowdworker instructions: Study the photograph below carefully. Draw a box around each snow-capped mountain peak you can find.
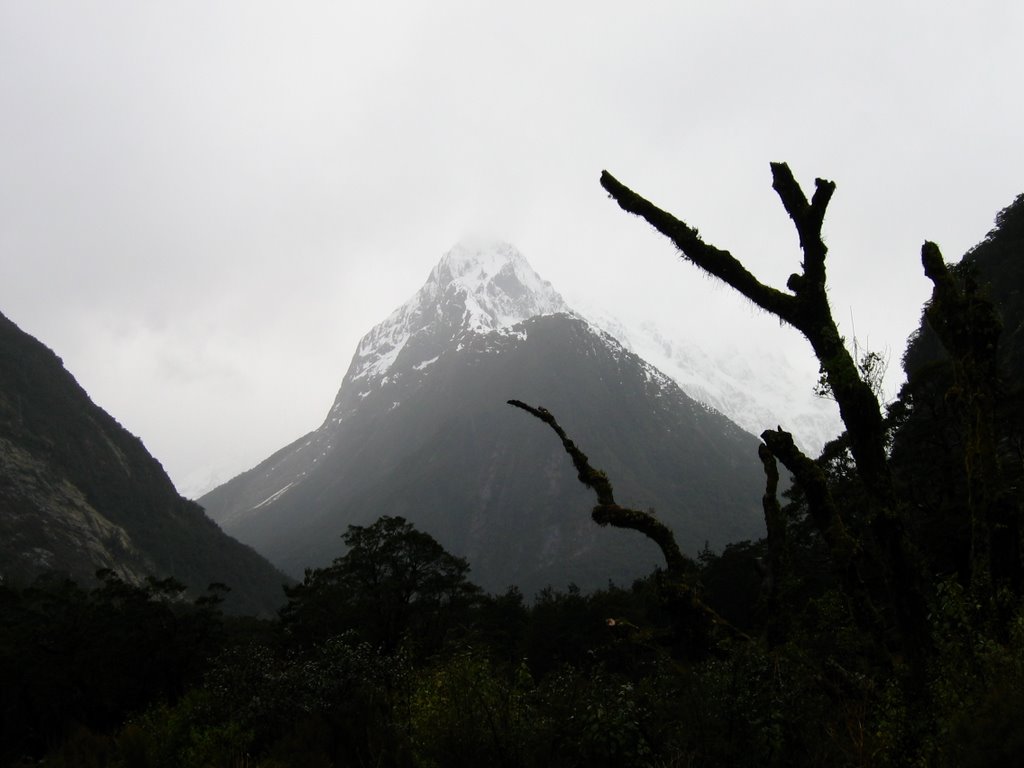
[327,241,570,424]
[426,239,568,332]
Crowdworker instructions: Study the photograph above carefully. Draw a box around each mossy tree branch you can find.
[600,163,929,661]
[760,429,858,576]
[600,165,891,506]
[507,399,749,646]
[507,399,688,577]
[598,171,797,323]
[770,162,835,288]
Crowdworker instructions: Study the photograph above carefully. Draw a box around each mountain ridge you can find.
[201,242,767,594]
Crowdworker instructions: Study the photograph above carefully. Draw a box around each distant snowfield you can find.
[579,305,844,456]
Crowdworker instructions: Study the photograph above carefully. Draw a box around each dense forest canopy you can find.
[2,171,1023,767]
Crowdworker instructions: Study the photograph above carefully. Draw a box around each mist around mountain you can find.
[0,309,288,615]
[201,241,767,595]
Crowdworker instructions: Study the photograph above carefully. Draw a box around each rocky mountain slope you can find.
[0,310,288,615]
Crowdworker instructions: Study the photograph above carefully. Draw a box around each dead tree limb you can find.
[600,165,890,506]
[760,429,857,569]
[507,399,688,577]
[600,164,929,662]
[598,171,797,322]
[758,443,784,554]
[507,399,749,646]
[758,443,788,645]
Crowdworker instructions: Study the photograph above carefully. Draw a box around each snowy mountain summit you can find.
[428,239,569,332]
[327,240,569,424]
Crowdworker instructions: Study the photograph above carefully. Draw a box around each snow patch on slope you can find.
[580,306,843,456]
[251,482,295,511]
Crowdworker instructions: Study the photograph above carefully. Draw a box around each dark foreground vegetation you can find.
[3,167,1023,766]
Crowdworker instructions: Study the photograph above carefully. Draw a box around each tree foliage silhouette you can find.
[281,515,479,651]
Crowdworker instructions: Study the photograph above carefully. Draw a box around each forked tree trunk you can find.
[599,164,929,661]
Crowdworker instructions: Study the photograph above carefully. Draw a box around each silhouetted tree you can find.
[281,515,480,651]
[597,164,933,665]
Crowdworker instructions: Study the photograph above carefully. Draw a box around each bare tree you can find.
[600,166,891,501]
[594,165,928,661]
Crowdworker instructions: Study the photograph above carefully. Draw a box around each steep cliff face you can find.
[202,242,767,595]
[0,310,288,615]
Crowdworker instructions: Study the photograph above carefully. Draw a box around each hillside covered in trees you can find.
[2,169,1023,767]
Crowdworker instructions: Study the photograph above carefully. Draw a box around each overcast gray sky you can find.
[2,2,1022,495]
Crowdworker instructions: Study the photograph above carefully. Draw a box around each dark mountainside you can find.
[201,245,766,595]
[0,310,288,615]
